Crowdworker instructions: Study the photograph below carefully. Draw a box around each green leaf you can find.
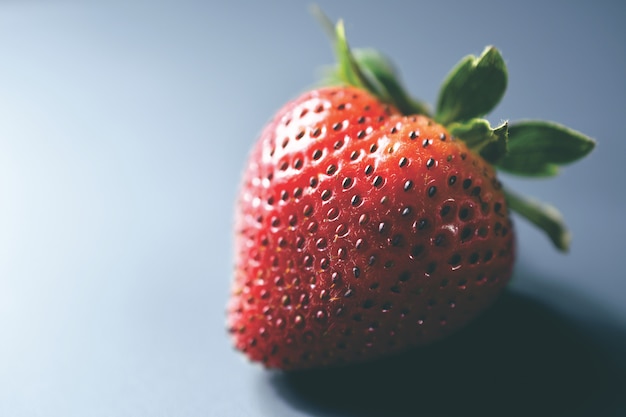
[504,188,571,252]
[334,20,380,93]
[497,120,596,177]
[311,5,429,116]
[497,157,560,177]
[351,48,430,116]
[436,46,508,125]
[448,118,508,164]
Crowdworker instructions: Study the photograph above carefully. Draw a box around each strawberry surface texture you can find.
[229,87,516,369]
[227,13,594,370]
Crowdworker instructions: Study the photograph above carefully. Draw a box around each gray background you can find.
[1,1,625,416]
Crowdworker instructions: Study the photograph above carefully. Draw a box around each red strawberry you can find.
[229,86,515,369]
[228,15,594,370]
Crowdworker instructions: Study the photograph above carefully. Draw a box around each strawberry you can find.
[228,13,594,370]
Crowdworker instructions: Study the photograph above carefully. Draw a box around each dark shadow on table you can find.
[262,286,626,417]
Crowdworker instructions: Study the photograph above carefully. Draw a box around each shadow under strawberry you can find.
[263,288,626,417]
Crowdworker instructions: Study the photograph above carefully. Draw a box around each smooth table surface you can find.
[1,1,625,416]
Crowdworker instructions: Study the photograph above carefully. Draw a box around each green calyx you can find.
[312,8,595,252]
